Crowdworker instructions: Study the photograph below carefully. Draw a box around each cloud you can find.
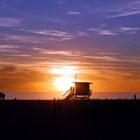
[17,28,73,37]
[0,45,19,49]
[83,56,119,62]
[0,32,78,45]
[77,31,87,36]
[33,48,72,55]
[76,1,140,20]
[15,28,88,42]
[79,49,140,80]
[88,28,117,36]
[88,26,140,36]
[0,18,21,27]
[1,34,51,44]
[33,47,81,57]
[0,45,20,53]
[105,1,140,18]
[36,29,74,38]
[67,11,81,15]
[3,54,30,57]
[120,27,140,34]
[107,11,140,18]
[0,64,49,91]
[0,65,16,73]
[98,30,117,36]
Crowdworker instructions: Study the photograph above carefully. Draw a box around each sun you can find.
[54,76,74,92]
[50,66,77,92]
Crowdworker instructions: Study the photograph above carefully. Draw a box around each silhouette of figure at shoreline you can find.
[0,92,1,100]
[0,92,5,100]
[134,94,136,100]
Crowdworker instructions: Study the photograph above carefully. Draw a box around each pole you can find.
[75,73,77,82]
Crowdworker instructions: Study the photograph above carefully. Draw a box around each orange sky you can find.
[0,0,140,99]
[1,61,140,94]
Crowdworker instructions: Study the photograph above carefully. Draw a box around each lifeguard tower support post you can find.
[64,82,92,100]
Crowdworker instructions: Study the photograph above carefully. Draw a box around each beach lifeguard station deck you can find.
[63,82,92,100]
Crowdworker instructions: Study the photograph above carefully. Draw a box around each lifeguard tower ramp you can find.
[63,82,92,100]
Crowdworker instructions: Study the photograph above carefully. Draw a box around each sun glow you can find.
[50,66,77,91]
[50,66,76,75]
[54,76,74,91]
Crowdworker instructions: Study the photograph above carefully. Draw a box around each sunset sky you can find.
[0,0,140,98]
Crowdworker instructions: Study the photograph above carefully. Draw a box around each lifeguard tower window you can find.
[74,82,92,95]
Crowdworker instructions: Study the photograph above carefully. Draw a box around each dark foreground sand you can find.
[0,100,140,140]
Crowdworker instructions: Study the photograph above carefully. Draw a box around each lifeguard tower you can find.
[63,82,92,100]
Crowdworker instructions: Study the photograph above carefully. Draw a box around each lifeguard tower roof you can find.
[73,82,92,84]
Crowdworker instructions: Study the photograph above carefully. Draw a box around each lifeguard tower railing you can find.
[63,82,92,100]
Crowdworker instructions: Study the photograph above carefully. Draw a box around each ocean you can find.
[5,92,140,100]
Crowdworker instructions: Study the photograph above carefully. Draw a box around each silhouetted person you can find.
[1,92,5,100]
[0,92,2,100]
[70,87,73,94]
[70,86,74,94]
[134,94,136,100]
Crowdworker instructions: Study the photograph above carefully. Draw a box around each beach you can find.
[0,100,140,139]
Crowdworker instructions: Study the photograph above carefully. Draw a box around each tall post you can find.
[74,73,77,95]
[75,73,77,82]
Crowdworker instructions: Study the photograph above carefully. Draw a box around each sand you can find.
[0,100,139,139]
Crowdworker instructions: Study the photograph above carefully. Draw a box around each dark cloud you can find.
[0,64,51,91]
